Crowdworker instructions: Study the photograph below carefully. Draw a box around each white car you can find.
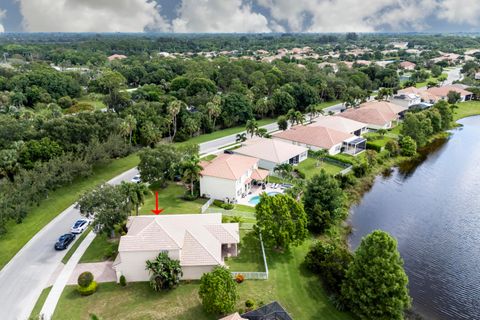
[71,219,90,234]
[131,174,141,183]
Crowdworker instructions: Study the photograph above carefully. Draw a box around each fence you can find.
[200,198,214,213]
[231,232,269,280]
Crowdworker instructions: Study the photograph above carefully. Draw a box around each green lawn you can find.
[53,237,353,320]
[364,133,394,149]
[180,118,275,145]
[62,228,92,264]
[316,100,341,110]
[453,101,480,121]
[77,97,106,111]
[30,286,52,319]
[80,233,119,263]
[139,183,207,215]
[0,153,140,270]
[225,230,265,272]
[297,158,345,178]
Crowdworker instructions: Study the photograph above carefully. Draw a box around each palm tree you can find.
[181,156,203,196]
[167,100,184,142]
[206,95,222,129]
[273,163,293,181]
[311,149,328,167]
[245,119,259,138]
[119,182,150,216]
[236,133,247,143]
[120,115,137,145]
[145,252,183,291]
[305,104,318,123]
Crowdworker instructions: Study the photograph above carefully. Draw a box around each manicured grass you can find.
[139,183,207,215]
[77,98,106,111]
[364,133,394,149]
[181,118,275,145]
[62,228,92,264]
[80,233,119,263]
[0,153,140,270]
[201,154,217,161]
[225,230,265,272]
[453,101,480,121]
[316,100,341,110]
[297,158,345,178]
[53,237,353,320]
[30,286,52,319]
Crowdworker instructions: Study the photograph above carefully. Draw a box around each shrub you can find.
[119,275,127,287]
[245,299,255,309]
[78,271,94,288]
[65,102,95,114]
[78,281,98,296]
[366,142,382,152]
[399,136,417,156]
[223,203,234,210]
[385,140,400,157]
[235,274,245,283]
[213,200,234,210]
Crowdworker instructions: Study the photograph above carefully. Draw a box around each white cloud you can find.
[438,0,480,26]
[17,0,170,32]
[0,8,6,33]
[256,0,439,32]
[172,0,271,32]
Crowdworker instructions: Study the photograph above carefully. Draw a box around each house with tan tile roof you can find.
[399,61,416,70]
[107,54,127,61]
[272,125,365,155]
[113,213,239,281]
[233,138,308,172]
[338,100,407,130]
[200,154,268,203]
[308,115,368,136]
[426,85,473,102]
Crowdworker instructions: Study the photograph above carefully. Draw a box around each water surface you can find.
[349,116,480,320]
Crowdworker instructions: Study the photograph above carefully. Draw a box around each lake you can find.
[349,116,480,320]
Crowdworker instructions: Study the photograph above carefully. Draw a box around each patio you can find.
[236,182,286,207]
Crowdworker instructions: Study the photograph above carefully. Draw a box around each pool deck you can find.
[237,184,285,206]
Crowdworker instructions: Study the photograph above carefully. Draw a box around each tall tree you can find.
[120,115,137,145]
[167,99,185,142]
[255,193,308,250]
[180,155,202,196]
[245,119,259,138]
[341,230,411,320]
[119,182,150,216]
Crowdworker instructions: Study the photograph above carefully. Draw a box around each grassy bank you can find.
[453,101,480,121]
[29,286,52,319]
[0,154,139,270]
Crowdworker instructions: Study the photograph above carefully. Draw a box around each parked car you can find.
[224,150,234,154]
[54,233,76,250]
[131,174,141,183]
[71,219,90,234]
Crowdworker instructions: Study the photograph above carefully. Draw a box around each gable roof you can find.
[117,214,240,267]
[273,125,354,149]
[338,101,406,126]
[235,138,308,164]
[201,154,259,180]
[309,115,367,133]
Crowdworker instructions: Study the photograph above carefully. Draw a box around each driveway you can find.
[67,262,116,285]
[0,167,138,320]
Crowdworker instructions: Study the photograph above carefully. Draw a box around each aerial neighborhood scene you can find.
[1,1,480,320]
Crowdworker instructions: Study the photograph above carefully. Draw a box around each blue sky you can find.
[1,0,480,33]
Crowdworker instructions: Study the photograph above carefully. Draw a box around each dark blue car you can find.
[54,233,76,250]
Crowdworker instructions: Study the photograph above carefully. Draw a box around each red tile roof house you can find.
[399,61,416,70]
[113,213,240,281]
[199,154,269,203]
[426,85,474,102]
[338,101,407,130]
[272,125,366,156]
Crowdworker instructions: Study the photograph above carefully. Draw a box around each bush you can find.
[78,271,94,288]
[65,102,95,114]
[213,200,234,210]
[366,142,382,152]
[245,299,255,308]
[294,168,306,179]
[119,275,127,287]
[385,140,400,157]
[400,136,417,156]
[183,190,199,201]
[77,281,98,296]
[235,274,245,283]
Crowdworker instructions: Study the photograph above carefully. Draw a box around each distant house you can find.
[338,101,407,130]
[475,72,480,80]
[398,87,439,104]
[200,154,268,203]
[426,85,473,102]
[107,54,127,61]
[399,61,416,70]
[390,93,422,108]
[233,138,308,172]
[309,115,368,136]
[113,213,239,281]
[272,125,365,156]
[220,301,293,320]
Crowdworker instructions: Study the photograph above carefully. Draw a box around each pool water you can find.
[248,192,281,205]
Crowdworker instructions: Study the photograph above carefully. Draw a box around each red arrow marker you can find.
[151,191,164,215]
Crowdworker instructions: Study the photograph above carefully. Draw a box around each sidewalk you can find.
[40,232,96,320]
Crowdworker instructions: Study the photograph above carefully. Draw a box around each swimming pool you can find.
[248,192,282,205]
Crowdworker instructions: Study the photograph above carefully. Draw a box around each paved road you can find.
[0,168,138,320]
[444,66,463,85]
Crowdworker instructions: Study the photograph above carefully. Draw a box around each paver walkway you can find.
[67,261,116,285]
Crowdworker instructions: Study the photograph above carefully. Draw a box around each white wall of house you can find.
[200,176,238,201]
[256,151,308,172]
[182,265,217,280]
[366,121,393,130]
